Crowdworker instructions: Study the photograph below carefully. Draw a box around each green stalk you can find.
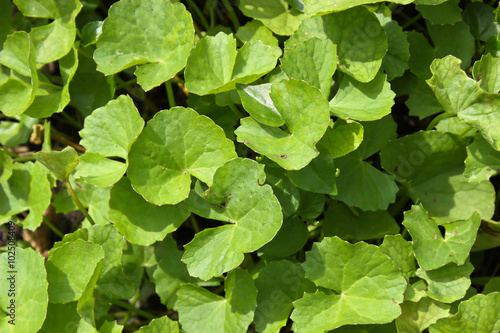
[59,112,83,129]
[185,0,210,31]
[43,216,64,238]
[426,112,453,131]
[116,78,137,90]
[221,0,240,31]
[165,81,176,108]
[13,155,36,163]
[65,179,95,226]
[110,299,157,321]
[190,214,200,233]
[122,289,141,325]
[3,149,19,158]
[402,13,423,30]
[457,125,473,137]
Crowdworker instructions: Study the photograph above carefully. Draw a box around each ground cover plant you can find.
[0,0,499,332]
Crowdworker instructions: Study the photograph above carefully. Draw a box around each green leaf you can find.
[185,32,279,95]
[288,7,387,82]
[34,146,78,181]
[407,31,435,79]
[236,20,282,58]
[291,236,407,332]
[151,235,196,308]
[258,217,308,257]
[416,0,462,25]
[0,115,37,147]
[0,248,48,332]
[429,292,500,333]
[464,134,500,182]
[236,83,284,127]
[317,120,364,159]
[462,2,499,42]
[14,0,82,65]
[77,259,102,328]
[403,205,481,270]
[238,0,306,36]
[86,224,135,300]
[235,79,330,170]
[94,0,194,91]
[281,37,337,98]
[297,189,325,220]
[288,151,337,195]
[254,261,315,333]
[109,177,190,246]
[177,269,257,333]
[76,95,143,187]
[183,158,282,280]
[428,22,475,70]
[379,17,410,81]
[136,316,179,333]
[416,261,474,303]
[329,73,395,121]
[0,31,38,116]
[406,78,443,119]
[23,45,78,118]
[395,298,451,333]
[333,117,398,211]
[473,53,500,94]
[380,131,496,221]
[380,234,417,279]
[128,107,236,205]
[69,45,116,117]
[0,149,13,183]
[303,0,413,17]
[0,1,12,47]
[39,302,97,333]
[45,239,105,303]
[322,200,399,241]
[264,165,301,217]
[0,162,51,230]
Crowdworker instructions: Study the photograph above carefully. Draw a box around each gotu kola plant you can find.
[0,0,500,332]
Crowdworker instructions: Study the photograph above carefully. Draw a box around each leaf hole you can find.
[438,225,446,238]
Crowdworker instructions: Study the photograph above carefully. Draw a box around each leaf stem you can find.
[110,299,157,320]
[190,214,200,233]
[165,81,176,108]
[122,288,141,325]
[221,0,240,31]
[3,149,19,158]
[402,13,423,30]
[228,101,243,118]
[59,112,83,129]
[13,155,36,163]
[457,125,473,137]
[65,179,95,225]
[185,0,210,31]
[42,216,64,238]
[426,112,453,131]
[116,78,137,90]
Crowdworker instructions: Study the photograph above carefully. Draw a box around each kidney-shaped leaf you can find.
[128,107,236,205]
[94,0,194,91]
[34,146,78,181]
[235,79,330,170]
[291,236,406,332]
[183,158,282,280]
[185,32,279,95]
[236,83,284,127]
[136,316,179,333]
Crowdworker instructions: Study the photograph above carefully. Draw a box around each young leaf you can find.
[236,83,284,127]
[416,262,474,303]
[235,79,330,170]
[184,32,279,95]
[429,292,500,332]
[0,162,51,230]
[403,205,481,270]
[291,236,407,331]
[183,158,282,280]
[254,260,315,333]
[0,31,38,116]
[109,177,190,246]
[280,37,337,98]
[177,269,257,333]
[329,73,395,121]
[127,107,236,205]
[288,7,388,83]
[34,146,78,181]
[396,298,451,333]
[45,240,105,303]
[13,0,82,65]
[135,316,179,333]
[238,0,306,36]
[0,248,48,332]
[380,234,417,279]
[94,0,194,91]
[77,95,144,187]
[464,134,500,182]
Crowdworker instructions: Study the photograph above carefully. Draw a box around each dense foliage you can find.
[0,0,500,332]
